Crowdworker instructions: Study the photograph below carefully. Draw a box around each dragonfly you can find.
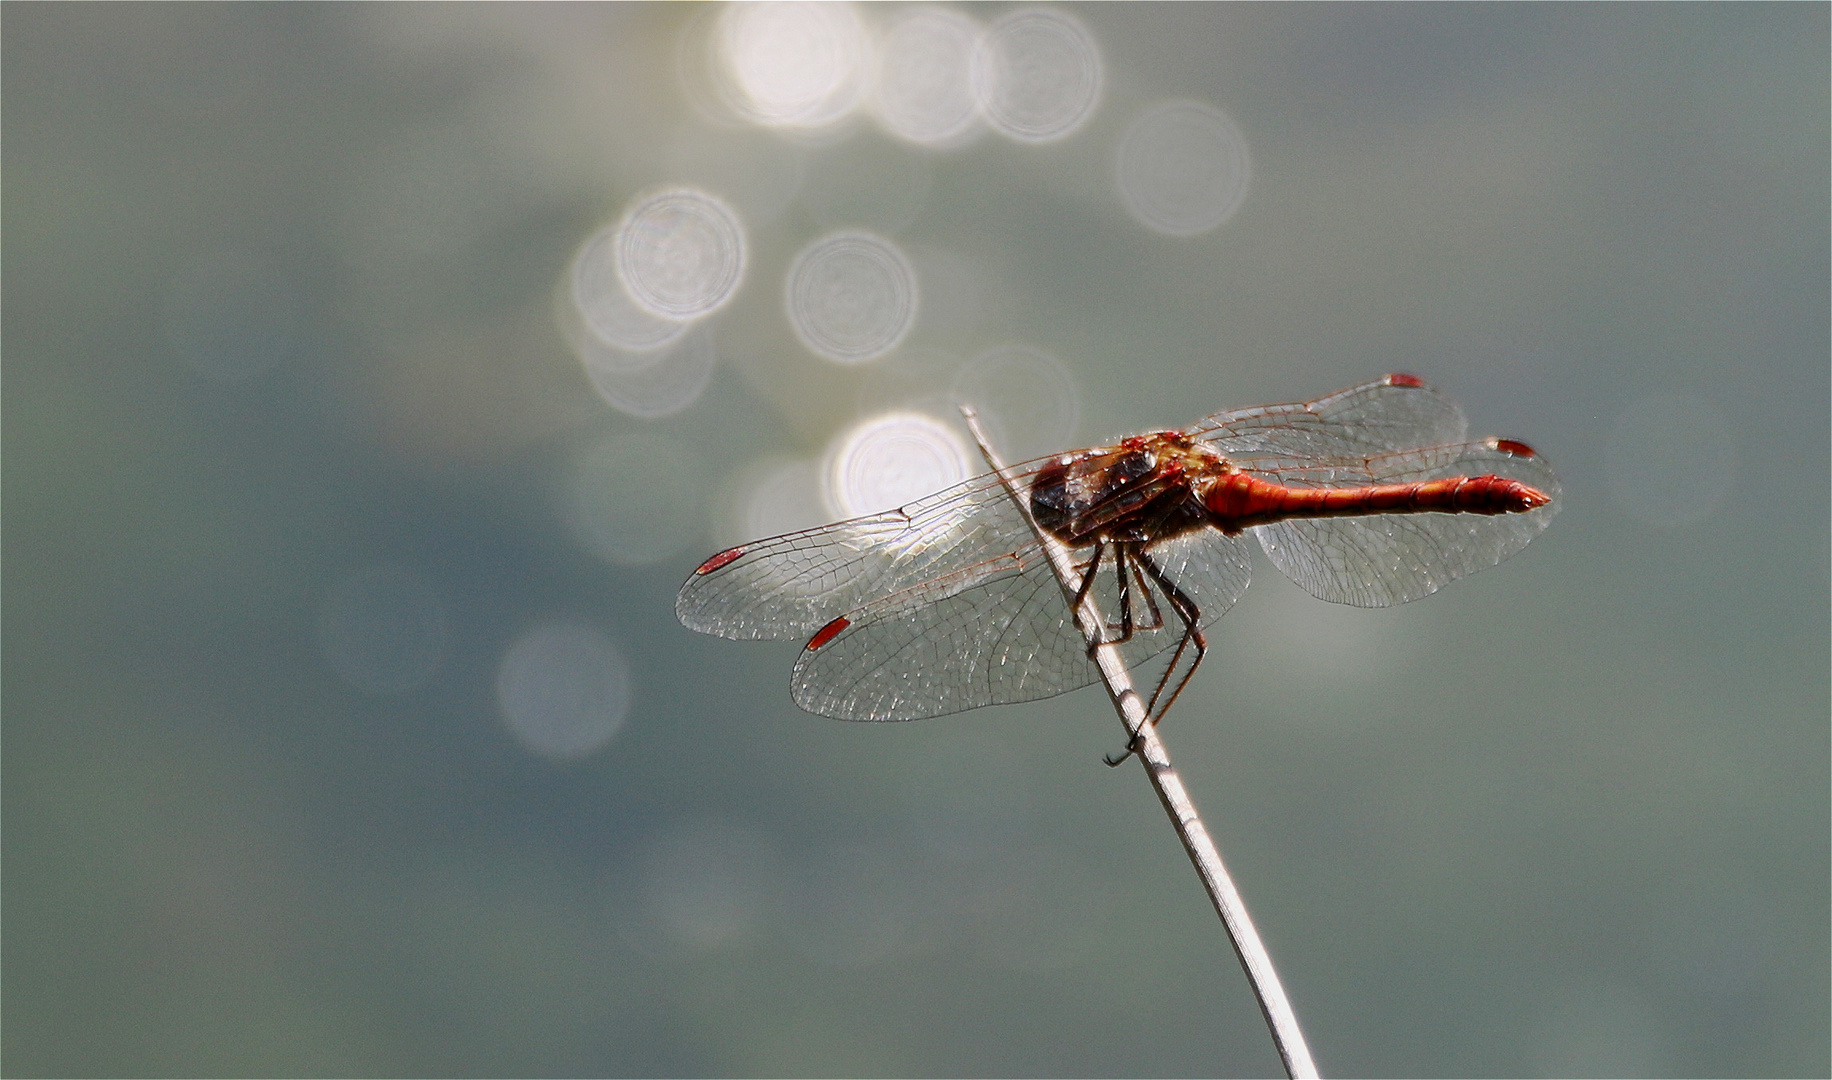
[677,374,1558,728]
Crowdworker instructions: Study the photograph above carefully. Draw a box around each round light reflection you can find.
[1116,100,1251,237]
[576,323,719,419]
[716,1,870,130]
[496,620,630,762]
[571,226,689,352]
[972,8,1103,144]
[869,8,984,149]
[614,187,747,320]
[824,410,970,518]
[786,231,919,364]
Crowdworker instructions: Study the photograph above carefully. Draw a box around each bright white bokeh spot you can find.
[571,225,689,352]
[824,410,970,518]
[163,250,304,382]
[496,620,630,762]
[785,231,919,364]
[869,7,985,149]
[715,1,870,130]
[566,431,703,566]
[614,187,746,320]
[952,345,1081,461]
[316,565,449,695]
[639,817,776,952]
[972,8,1103,144]
[1116,100,1252,237]
[1604,392,1737,526]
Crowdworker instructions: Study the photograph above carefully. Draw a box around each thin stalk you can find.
[960,405,1320,1080]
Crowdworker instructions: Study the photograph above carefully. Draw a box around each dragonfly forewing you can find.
[677,466,1054,641]
[1195,374,1470,462]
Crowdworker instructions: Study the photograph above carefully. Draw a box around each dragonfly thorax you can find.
[1028,432,1226,548]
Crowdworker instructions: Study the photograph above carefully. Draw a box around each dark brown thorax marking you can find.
[1028,432,1221,549]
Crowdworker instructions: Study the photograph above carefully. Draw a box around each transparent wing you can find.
[789,525,1253,721]
[1250,438,1561,607]
[677,460,1065,641]
[1190,374,1469,465]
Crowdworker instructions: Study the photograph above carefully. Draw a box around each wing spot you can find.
[1491,437,1537,458]
[806,616,851,651]
[695,547,746,575]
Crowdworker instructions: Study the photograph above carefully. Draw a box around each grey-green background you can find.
[6,4,1827,1076]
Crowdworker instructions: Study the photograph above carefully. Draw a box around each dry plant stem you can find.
[960,405,1320,1080]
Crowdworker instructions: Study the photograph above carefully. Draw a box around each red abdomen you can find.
[1203,472,1552,535]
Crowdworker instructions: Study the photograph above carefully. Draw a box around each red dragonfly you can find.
[678,375,1558,724]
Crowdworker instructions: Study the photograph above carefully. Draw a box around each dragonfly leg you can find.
[1099,549,1201,768]
[1137,550,1206,723]
[1108,545,1138,644]
[1072,543,1116,657]
[1130,556,1166,632]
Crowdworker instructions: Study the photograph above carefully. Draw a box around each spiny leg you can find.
[1130,556,1166,632]
[1137,550,1206,722]
[1104,550,1207,767]
[1108,543,1137,645]
[1071,540,1105,620]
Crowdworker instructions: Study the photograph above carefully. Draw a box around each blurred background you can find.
[5,4,1827,1076]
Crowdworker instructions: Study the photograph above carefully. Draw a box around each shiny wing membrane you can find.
[1191,373,1469,463]
[679,455,1254,721]
[790,524,1251,720]
[677,461,1059,641]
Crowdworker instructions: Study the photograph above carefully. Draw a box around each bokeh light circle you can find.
[972,8,1103,144]
[785,231,920,364]
[824,410,970,518]
[952,345,1081,461]
[571,226,689,352]
[315,565,450,695]
[1115,100,1251,237]
[496,620,630,762]
[614,187,747,320]
[577,325,719,419]
[869,8,984,149]
[716,1,870,130]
